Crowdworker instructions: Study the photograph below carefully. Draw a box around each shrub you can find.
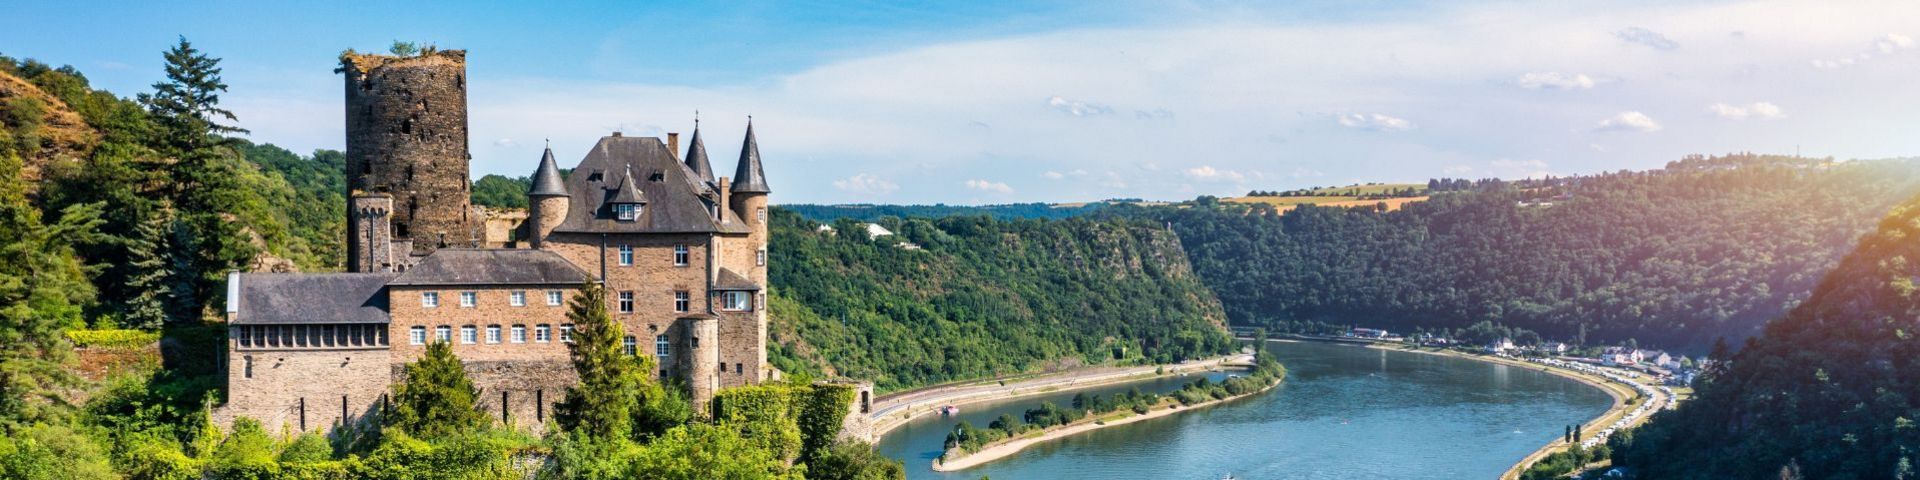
[65,329,160,349]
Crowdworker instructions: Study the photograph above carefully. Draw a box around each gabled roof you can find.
[714,268,761,291]
[731,122,770,194]
[230,273,398,324]
[553,135,748,234]
[610,167,646,204]
[529,146,568,197]
[391,249,591,286]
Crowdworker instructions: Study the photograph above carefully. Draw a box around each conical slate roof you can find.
[610,166,645,204]
[528,146,568,197]
[731,121,770,194]
[684,125,716,185]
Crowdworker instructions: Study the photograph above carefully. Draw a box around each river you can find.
[875,340,1613,479]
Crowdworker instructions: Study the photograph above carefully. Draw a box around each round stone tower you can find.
[526,146,569,249]
[340,49,478,263]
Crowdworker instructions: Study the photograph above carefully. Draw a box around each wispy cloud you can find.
[1707,102,1784,120]
[1047,96,1113,116]
[492,138,518,148]
[1183,165,1247,181]
[1516,72,1597,90]
[833,173,899,195]
[1812,33,1915,69]
[1337,113,1412,132]
[963,179,1013,193]
[1594,111,1662,133]
[1615,27,1679,51]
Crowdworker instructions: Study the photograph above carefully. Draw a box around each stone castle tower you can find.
[341,50,480,270]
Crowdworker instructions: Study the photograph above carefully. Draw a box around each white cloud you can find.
[1047,96,1113,116]
[1289,167,1324,178]
[1442,165,1475,175]
[1594,111,1662,133]
[1517,72,1597,90]
[493,138,518,147]
[1813,33,1916,69]
[1337,113,1412,132]
[963,179,1014,193]
[1042,171,1065,179]
[1615,27,1679,51]
[1589,143,1607,152]
[1183,165,1247,181]
[1707,102,1785,120]
[833,173,899,196]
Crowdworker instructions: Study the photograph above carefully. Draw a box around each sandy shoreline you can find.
[931,371,1277,472]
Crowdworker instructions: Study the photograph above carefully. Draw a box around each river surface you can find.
[875,340,1613,479]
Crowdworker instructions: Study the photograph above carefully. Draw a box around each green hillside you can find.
[1133,155,1920,352]
[767,210,1235,392]
[1610,193,1920,478]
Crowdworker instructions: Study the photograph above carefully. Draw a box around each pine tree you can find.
[555,283,637,440]
[137,36,257,322]
[386,341,487,440]
[121,213,173,330]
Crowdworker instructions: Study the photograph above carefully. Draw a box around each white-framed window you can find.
[421,292,440,308]
[547,290,563,306]
[722,291,751,311]
[409,326,426,345]
[618,245,634,266]
[460,291,477,308]
[435,325,452,343]
[486,325,502,344]
[674,291,690,312]
[511,325,526,343]
[460,325,476,344]
[510,291,526,307]
[673,245,689,266]
[655,334,670,360]
[623,335,638,356]
[535,324,551,343]
[757,249,766,266]
[618,291,634,313]
[615,203,638,221]
[757,207,766,223]
[560,324,573,342]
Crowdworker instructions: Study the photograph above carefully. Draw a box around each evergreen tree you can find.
[120,213,173,330]
[137,36,256,323]
[386,342,487,440]
[555,283,637,440]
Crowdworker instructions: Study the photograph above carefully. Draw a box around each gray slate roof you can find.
[731,122,770,194]
[231,273,398,324]
[528,147,568,197]
[713,268,761,291]
[553,135,748,234]
[683,126,716,186]
[391,249,591,286]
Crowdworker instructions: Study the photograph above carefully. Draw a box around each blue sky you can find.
[6,0,1918,204]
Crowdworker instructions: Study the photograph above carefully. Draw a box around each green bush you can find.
[0,424,115,480]
[65,329,160,348]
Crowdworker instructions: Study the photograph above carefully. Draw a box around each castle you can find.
[216,50,800,434]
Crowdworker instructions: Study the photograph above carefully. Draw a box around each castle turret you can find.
[348,193,395,272]
[725,120,771,383]
[340,49,480,263]
[526,145,568,249]
[684,120,716,187]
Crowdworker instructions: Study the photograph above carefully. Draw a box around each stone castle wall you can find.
[342,50,478,257]
[220,341,390,435]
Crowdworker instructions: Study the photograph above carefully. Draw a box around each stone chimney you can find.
[667,132,680,160]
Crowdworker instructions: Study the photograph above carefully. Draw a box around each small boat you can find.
[1222,474,1238,480]
[940,405,960,416]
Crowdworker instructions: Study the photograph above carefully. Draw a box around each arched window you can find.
[623,335,637,356]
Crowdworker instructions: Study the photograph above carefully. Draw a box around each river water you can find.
[875,340,1613,479]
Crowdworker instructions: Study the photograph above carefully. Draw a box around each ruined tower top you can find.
[341,49,479,263]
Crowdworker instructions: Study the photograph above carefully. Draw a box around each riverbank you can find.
[931,362,1282,472]
[865,353,1254,440]
[1261,338,1666,480]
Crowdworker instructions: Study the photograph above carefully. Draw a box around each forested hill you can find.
[1123,155,1920,352]
[778,202,1107,222]
[1609,193,1920,479]
[765,209,1236,392]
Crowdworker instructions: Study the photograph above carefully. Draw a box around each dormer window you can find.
[615,203,639,221]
